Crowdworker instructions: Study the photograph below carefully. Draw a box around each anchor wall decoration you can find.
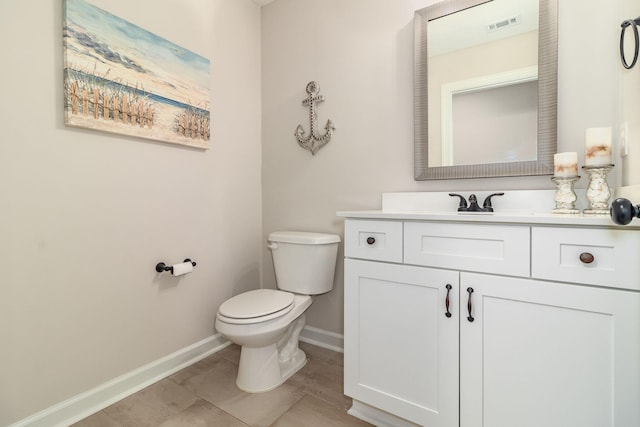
[295,81,335,155]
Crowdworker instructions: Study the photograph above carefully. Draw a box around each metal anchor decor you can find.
[295,81,335,155]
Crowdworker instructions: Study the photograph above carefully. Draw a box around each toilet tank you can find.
[268,231,340,295]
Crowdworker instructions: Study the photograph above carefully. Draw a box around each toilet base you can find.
[236,345,307,393]
[233,313,308,393]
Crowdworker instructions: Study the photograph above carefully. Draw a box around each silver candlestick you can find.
[582,164,614,215]
[551,176,581,214]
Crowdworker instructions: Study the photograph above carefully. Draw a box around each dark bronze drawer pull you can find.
[366,237,376,245]
[445,284,452,318]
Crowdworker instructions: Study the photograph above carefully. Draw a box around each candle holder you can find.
[582,164,614,215]
[551,176,581,214]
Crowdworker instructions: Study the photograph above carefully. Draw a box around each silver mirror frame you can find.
[414,0,558,180]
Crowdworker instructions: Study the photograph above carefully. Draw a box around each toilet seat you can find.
[218,289,294,325]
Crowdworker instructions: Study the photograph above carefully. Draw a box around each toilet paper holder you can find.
[155,259,197,273]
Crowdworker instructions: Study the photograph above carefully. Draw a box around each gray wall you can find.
[0,0,262,424]
[619,0,640,188]
[2,0,635,423]
[260,0,619,334]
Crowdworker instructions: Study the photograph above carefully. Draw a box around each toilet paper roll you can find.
[171,261,194,277]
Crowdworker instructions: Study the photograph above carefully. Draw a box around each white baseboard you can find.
[299,325,344,353]
[10,334,230,427]
[12,327,341,427]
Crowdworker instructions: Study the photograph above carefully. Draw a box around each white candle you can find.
[554,152,578,177]
[584,127,612,166]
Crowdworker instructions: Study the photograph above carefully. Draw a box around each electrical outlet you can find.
[620,122,629,157]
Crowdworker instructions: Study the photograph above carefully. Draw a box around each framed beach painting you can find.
[63,0,211,149]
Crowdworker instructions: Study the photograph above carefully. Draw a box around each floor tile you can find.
[288,343,351,409]
[157,399,249,427]
[174,355,304,427]
[71,410,120,427]
[295,359,351,410]
[173,357,241,402]
[103,379,199,427]
[213,383,305,427]
[74,342,360,427]
[300,342,343,365]
[169,349,234,385]
[215,343,242,363]
[271,394,373,427]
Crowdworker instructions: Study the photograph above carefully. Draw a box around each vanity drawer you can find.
[532,227,640,291]
[344,219,403,263]
[404,222,530,277]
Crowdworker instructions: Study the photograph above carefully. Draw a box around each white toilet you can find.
[215,231,340,393]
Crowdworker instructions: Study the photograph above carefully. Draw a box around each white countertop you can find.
[336,209,636,227]
[336,190,640,229]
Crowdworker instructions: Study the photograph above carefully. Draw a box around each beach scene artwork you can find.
[63,0,211,148]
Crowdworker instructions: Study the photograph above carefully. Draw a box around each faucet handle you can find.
[449,193,468,211]
[482,193,505,212]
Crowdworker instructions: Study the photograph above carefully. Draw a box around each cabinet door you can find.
[344,259,459,427]
[460,272,640,427]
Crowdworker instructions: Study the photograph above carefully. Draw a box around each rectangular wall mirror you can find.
[414,0,558,180]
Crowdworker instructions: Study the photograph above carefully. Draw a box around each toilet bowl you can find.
[216,290,313,392]
[215,231,340,393]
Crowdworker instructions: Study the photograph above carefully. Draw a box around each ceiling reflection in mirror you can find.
[414,0,557,180]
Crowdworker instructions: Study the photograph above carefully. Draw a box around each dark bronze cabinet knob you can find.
[366,237,375,245]
[579,252,595,264]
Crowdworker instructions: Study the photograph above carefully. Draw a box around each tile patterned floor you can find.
[73,342,372,427]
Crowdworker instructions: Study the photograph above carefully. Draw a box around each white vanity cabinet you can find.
[344,258,460,427]
[342,216,640,427]
[459,272,640,427]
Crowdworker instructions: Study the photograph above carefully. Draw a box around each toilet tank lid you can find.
[268,231,341,245]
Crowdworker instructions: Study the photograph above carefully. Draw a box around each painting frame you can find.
[63,0,211,149]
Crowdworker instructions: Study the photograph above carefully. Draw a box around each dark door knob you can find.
[610,198,640,225]
[366,237,375,245]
